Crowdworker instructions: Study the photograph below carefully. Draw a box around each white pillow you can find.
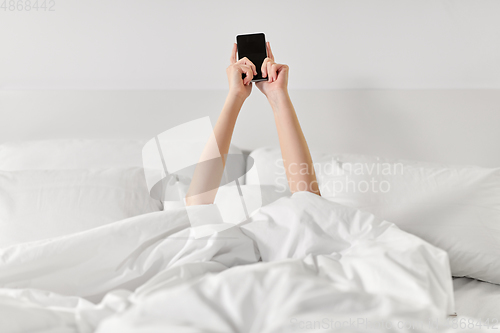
[0,168,162,248]
[0,139,247,182]
[244,147,469,186]
[245,147,332,186]
[246,147,500,284]
[318,156,500,284]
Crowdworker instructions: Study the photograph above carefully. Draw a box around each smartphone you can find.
[236,33,268,82]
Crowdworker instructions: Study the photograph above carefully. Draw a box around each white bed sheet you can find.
[453,277,500,321]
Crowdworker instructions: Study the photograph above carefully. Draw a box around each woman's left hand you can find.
[256,42,290,99]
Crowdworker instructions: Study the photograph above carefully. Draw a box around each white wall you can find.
[1,0,500,89]
[2,89,499,167]
[1,1,499,167]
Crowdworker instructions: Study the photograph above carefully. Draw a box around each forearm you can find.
[269,91,320,195]
[185,94,244,206]
[213,94,245,160]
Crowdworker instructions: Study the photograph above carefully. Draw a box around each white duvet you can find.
[0,191,457,332]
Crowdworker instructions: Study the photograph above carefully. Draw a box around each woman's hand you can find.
[227,43,257,101]
[256,42,289,100]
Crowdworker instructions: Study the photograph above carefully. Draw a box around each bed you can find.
[453,278,500,321]
[1,137,499,333]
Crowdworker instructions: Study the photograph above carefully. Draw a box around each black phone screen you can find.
[236,33,267,82]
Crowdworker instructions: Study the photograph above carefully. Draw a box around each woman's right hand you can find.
[227,43,257,101]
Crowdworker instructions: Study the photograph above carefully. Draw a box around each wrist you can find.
[224,92,245,113]
[227,90,247,104]
[267,90,290,109]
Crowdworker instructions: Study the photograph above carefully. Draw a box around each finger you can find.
[230,43,237,64]
[267,61,274,82]
[277,64,288,74]
[237,57,257,76]
[271,63,280,82]
[267,42,275,61]
[261,58,272,78]
[239,65,250,85]
[275,64,288,82]
[249,61,257,76]
[240,64,254,85]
